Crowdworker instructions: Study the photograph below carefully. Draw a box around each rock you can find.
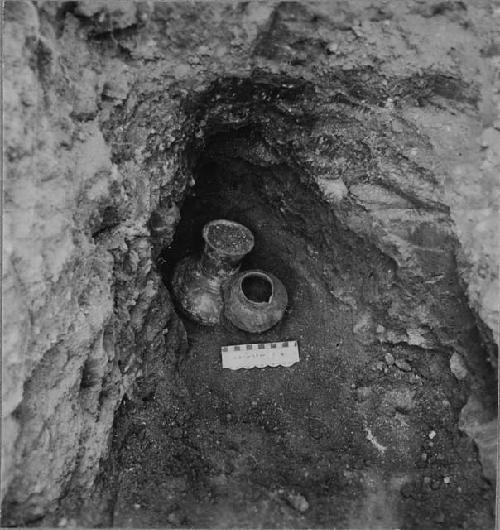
[459,395,498,484]
[102,76,129,103]
[406,328,430,348]
[450,352,468,380]
[75,1,140,31]
[326,41,339,55]
[395,359,412,372]
[349,184,412,209]
[353,312,375,344]
[318,178,348,203]
[384,352,395,365]
[149,205,180,240]
[198,45,211,56]
[286,492,309,513]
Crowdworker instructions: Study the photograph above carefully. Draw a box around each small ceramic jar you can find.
[223,270,288,333]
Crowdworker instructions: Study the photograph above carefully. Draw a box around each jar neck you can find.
[200,243,243,278]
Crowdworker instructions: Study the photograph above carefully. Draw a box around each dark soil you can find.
[98,156,495,529]
[206,222,254,256]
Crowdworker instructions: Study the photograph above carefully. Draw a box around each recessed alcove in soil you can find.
[101,126,495,529]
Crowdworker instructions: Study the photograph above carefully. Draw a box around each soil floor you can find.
[102,163,495,529]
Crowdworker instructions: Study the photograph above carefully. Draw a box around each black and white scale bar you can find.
[221,341,300,370]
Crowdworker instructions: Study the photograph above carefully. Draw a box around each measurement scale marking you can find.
[221,341,300,370]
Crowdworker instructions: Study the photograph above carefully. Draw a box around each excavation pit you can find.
[3,3,498,529]
[103,120,496,529]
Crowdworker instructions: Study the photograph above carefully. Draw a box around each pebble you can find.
[319,178,348,203]
[450,352,468,380]
[198,45,211,56]
[443,476,451,484]
[429,430,436,439]
[395,359,412,372]
[385,352,395,365]
[326,41,339,54]
[286,492,309,513]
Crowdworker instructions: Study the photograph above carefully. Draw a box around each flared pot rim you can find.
[202,219,255,258]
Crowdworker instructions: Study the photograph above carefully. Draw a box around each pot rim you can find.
[238,270,274,306]
[203,219,255,258]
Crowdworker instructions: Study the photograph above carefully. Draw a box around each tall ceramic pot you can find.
[171,219,254,325]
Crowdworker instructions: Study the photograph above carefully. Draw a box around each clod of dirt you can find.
[385,352,395,365]
[286,492,310,513]
[450,352,468,380]
[395,359,412,372]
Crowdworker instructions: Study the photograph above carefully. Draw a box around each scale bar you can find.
[221,341,300,370]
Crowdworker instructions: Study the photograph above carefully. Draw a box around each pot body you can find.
[171,220,254,325]
[223,270,288,333]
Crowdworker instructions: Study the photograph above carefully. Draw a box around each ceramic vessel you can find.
[171,219,254,325]
[223,270,288,333]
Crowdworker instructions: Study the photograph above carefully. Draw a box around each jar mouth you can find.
[240,271,274,305]
[203,219,254,257]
